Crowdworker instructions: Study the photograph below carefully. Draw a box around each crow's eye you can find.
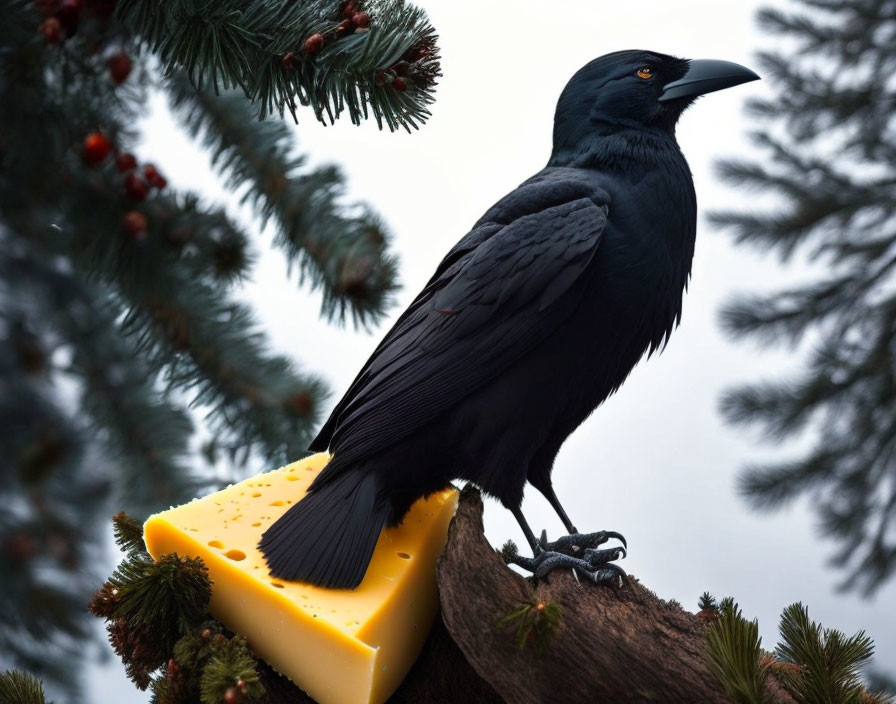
[637,66,653,79]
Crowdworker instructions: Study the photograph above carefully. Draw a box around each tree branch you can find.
[437,486,794,704]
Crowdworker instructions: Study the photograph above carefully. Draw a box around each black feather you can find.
[259,469,387,589]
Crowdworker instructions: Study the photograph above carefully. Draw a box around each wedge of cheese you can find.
[144,453,458,704]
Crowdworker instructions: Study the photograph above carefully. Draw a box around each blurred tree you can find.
[0,0,439,698]
[711,0,896,596]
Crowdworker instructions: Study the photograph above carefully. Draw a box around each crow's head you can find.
[552,50,758,155]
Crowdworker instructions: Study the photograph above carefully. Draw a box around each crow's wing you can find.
[310,171,609,469]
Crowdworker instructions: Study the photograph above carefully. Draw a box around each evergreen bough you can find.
[711,0,896,595]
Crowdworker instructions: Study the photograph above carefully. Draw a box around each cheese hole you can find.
[271,582,284,589]
[269,500,285,506]
[397,552,411,560]
[251,522,261,527]
[252,492,262,498]
[224,549,246,561]
[207,540,224,549]
[286,475,299,481]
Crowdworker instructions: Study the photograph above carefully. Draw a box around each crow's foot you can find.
[507,530,627,586]
[537,529,627,556]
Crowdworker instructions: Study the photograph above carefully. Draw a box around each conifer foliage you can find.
[0,0,438,696]
[711,0,896,595]
[703,597,890,704]
[89,514,268,703]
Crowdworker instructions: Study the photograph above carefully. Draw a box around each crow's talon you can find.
[583,546,626,565]
[538,530,627,555]
[508,542,626,585]
[581,562,627,587]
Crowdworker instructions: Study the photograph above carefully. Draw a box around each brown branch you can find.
[437,485,792,704]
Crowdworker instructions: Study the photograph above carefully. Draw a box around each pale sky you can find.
[88,1,895,700]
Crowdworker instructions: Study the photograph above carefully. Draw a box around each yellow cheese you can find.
[144,453,458,704]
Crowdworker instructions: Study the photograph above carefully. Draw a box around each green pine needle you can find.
[199,637,264,704]
[0,670,46,704]
[775,602,876,704]
[173,622,226,671]
[493,597,563,653]
[113,511,149,556]
[698,591,718,612]
[109,552,212,656]
[705,599,772,704]
[498,540,519,563]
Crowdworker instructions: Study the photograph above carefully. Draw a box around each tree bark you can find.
[438,485,755,704]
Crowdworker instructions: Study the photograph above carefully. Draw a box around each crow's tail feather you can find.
[258,469,387,590]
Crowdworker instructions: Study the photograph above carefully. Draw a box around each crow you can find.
[260,50,759,589]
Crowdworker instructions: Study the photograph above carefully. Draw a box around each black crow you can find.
[260,50,758,589]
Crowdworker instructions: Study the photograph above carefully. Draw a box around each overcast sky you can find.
[89,0,895,700]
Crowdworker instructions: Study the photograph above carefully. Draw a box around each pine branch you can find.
[0,670,46,704]
[705,599,772,704]
[775,603,875,704]
[166,71,399,325]
[116,0,441,128]
[1,241,203,516]
[712,0,896,593]
[16,161,327,466]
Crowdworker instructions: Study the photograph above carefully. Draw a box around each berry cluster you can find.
[81,132,168,239]
[283,0,370,67]
[376,35,436,93]
[283,1,437,95]
[37,0,134,85]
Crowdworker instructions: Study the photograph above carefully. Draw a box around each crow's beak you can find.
[659,59,759,102]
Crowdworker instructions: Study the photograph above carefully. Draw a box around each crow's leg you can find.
[510,505,543,554]
[536,483,578,535]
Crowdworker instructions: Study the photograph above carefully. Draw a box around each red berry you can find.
[303,33,324,55]
[285,392,313,417]
[281,51,295,69]
[114,152,137,172]
[40,16,62,43]
[393,61,410,77]
[124,172,148,201]
[336,18,352,34]
[352,11,369,28]
[107,51,132,84]
[122,210,147,239]
[391,77,406,92]
[143,164,167,189]
[82,132,111,165]
[342,2,356,18]
[223,687,241,704]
